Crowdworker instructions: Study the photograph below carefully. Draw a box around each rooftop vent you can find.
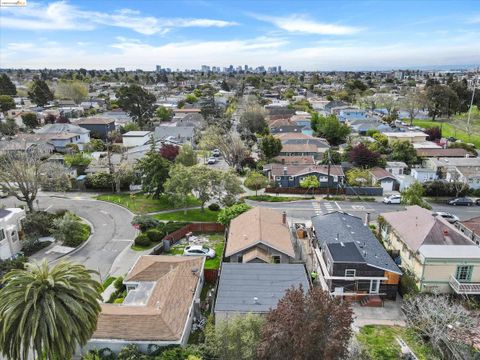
[443,229,449,236]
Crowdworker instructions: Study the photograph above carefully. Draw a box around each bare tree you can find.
[375,93,398,116]
[403,293,476,359]
[400,89,427,125]
[0,150,43,212]
[449,167,470,197]
[199,125,249,169]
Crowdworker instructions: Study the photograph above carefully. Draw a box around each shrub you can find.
[208,203,220,211]
[217,203,252,225]
[146,228,164,242]
[22,211,56,237]
[134,233,151,247]
[113,276,124,290]
[131,215,160,232]
[51,212,90,247]
[399,270,419,297]
[85,172,114,190]
[113,297,124,304]
[164,221,191,234]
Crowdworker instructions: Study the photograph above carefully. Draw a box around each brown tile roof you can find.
[416,148,470,157]
[93,255,204,342]
[281,143,318,153]
[75,117,115,125]
[226,207,295,258]
[274,132,315,141]
[268,164,344,177]
[369,167,397,180]
[274,156,316,165]
[380,206,473,252]
[268,118,295,128]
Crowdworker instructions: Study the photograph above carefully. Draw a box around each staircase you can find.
[360,295,383,307]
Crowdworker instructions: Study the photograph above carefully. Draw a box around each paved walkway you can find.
[352,296,407,329]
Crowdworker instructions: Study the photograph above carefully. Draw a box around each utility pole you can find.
[326,149,331,199]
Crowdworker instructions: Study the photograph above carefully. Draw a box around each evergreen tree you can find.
[28,79,54,106]
[0,74,16,96]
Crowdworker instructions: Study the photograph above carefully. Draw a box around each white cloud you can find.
[0,1,238,35]
[1,36,478,71]
[253,14,362,35]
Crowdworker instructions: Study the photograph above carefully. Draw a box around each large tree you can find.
[389,140,417,166]
[200,126,249,169]
[400,89,427,125]
[0,74,16,96]
[0,150,44,212]
[349,143,382,168]
[0,260,101,360]
[0,95,15,112]
[136,142,170,199]
[257,287,353,360]
[259,134,282,161]
[28,79,54,106]
[155,105,173,122]
[401,181,431,209]
[238,108,268,136]
[116,84,156,128]
[55,80,88,104]
[426,84,459,121]
[175,144,197,166]
[20,112,39,128]
[311,113,350,146]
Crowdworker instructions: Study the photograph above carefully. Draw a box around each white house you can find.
[411,168,438,183]
[385,161,408,176]
[122,131,152,148]
[0,208,26,260]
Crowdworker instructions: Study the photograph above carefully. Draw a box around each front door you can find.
[370,279,380,294]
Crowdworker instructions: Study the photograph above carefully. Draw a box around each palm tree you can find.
[0,260,102,360]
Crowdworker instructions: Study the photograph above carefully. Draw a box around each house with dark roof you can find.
[311,212,401,301]
[214,263,309,324]
[75,117,116,140]
[86,255,204,354]
[263,164,344,189]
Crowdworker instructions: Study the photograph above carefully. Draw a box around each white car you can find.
[383,194,401,204]
[212,149,221,157]
[435,212,459,224]
[207,157,216,165]
[183,245,216,259]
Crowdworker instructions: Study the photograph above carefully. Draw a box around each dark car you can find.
[448,197,474,206]
[476,199,480,206]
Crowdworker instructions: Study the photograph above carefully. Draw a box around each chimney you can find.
[364,212,370,226]
[281,158,285,164]
[282,211,287,225]
[283,166,288,175]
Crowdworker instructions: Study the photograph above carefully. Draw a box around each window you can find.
[455,265,473,282]
[272,256,281,264]
[319,176,328,182]
[345,269,356,277]
[0,228,5,241]
[288,176,294,181]
[238,255,243,263]
[276,176,281,180]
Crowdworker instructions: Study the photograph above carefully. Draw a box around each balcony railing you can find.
[449,276,480,294]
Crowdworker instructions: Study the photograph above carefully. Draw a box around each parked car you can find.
[183,245,216,259]
[383,194,401,204]
[448,197,474,206]
[207,157,217,165]
[0,190,8,198]
[476,199,480,206]
[212,149,221,157]
[435,212,459,224]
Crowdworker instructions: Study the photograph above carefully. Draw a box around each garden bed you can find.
[357,325,438,360]
[96,193,200,214]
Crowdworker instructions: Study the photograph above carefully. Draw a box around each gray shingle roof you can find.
[215,263,309,313]
[312,212,401,274]
[0,209,12,219]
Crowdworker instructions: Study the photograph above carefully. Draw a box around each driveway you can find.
[1,193,137,280]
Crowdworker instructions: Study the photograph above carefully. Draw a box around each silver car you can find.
[183,245,216,259]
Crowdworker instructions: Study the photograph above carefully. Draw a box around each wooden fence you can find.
[162,223,225,246]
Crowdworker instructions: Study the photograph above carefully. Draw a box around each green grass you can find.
[131,243,158,251]
[413,118,480,148]
[244,195,314,202]
[153,209,219,222]
[96,193,200,214]
[357,325,439,360]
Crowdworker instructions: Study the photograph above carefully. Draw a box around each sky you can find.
[0,0,479,71]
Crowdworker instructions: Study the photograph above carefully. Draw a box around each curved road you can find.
[1,193,137,279]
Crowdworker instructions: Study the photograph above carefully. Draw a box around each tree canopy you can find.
[0,74,16,96]
[0,95,15,112]
[136,142,170,198]
[311,114,350,145]
[28,79,54,106]
[259,134,282,161]
[116,84,156,128]
[56,80,88,104]
[244,171,269,196]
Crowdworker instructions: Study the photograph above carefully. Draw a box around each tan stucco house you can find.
[380,205,480,295]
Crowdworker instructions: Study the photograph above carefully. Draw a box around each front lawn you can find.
[153,209,219,222]
[244,195,314,202]
[413,119,480,148]
[357,325,439,360]
[96,193,200,214]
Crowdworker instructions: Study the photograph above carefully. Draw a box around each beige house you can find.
[225,207,295,263]
[86,255,204,354]
[383,131,428,144]
[380,206,480,294]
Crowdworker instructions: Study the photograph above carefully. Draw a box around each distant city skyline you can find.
[1,0,479,70]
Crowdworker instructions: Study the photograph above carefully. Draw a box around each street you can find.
[0,193,137,279]
[244,198,478,223]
